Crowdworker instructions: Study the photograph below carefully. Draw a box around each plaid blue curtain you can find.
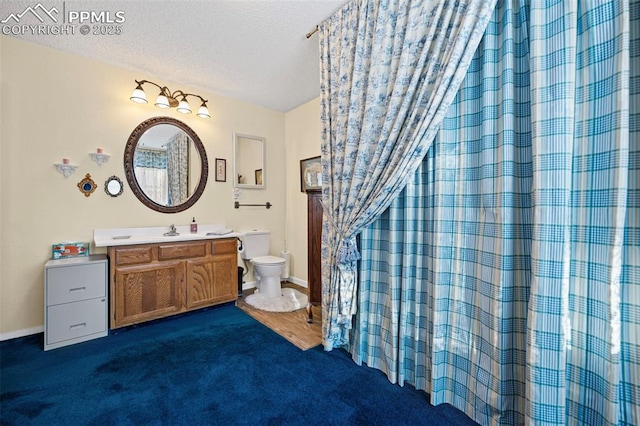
[356,0,639,424]
[319,0,497,351]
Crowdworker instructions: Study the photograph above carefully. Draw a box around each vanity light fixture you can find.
[129,79,211,118]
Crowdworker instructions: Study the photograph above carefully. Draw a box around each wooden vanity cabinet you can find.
[108,238,237,329]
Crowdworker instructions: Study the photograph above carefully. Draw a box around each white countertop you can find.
[94,224,243,247]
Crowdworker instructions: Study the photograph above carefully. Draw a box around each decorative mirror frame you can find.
[124,116,209,213]
[77,173,97,197]
[104,175,124,197]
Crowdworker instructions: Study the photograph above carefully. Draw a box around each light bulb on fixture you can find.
[197,102,211,118]
[130,79,210,118]
[177,98,192,114]
[155,93,170,108]
[130,83,148,103]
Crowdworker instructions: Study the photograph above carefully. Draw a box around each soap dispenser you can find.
[190,217,198,233]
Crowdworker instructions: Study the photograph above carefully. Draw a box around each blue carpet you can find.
[1,304,477,425]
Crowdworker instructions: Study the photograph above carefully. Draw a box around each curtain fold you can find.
[621,0,639,421]
[166,132,190,206]
[527,1,634,423]
[133,148,168,205]
[355,144,438,393]
[319,0,497,351]
[134,167,168,205]
[356,0,639,424]
[357,2,531,423]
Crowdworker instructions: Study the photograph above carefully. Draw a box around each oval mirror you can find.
[105,175,124,197]
[124,117,208,213]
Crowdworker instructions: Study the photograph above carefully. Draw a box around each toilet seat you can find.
[252,255,286,266]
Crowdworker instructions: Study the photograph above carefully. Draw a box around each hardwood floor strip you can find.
[236,282,322,350]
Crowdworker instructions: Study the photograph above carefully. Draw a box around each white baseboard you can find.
[241,276,307,291]
[242,281,256,290]
[1,325,43,341]
[287,276,308,288]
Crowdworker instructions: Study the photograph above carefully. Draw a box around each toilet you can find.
[240,230,286,298]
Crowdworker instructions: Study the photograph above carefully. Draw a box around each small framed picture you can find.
[300,156,322,192]
[215,158,226,182]
[255,169,263,185]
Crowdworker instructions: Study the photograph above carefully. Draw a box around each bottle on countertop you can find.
[190,217,198,233]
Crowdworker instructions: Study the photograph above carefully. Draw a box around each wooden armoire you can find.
[305,190,322,322]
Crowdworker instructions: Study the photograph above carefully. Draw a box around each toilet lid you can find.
[252,255,286,265]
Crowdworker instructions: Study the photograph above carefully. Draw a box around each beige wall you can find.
[284,98,322,284]
[0,36,289,337]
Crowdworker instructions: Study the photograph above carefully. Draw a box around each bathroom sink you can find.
[94,224,239,248]
[163,225,179,236]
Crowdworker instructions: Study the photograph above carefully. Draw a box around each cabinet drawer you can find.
[46,298,107,345]
[114,246,155,266]
[47,263,106,305]
[211,239,237,255]
[159,242,206,260]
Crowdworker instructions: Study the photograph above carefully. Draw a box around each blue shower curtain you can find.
[318,0,497,350]
[355,0,639,424]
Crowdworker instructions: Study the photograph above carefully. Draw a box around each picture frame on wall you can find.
[215,158,226,182]
[300,156,322,192]
[255,169,263,185]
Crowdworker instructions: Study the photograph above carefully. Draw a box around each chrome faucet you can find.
[163,224,179,236]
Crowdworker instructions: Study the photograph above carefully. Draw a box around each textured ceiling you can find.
[2,0,347,112]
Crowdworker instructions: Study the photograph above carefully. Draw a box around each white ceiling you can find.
[2,0,348,112]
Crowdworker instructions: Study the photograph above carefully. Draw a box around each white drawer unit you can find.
[44,255,108,350]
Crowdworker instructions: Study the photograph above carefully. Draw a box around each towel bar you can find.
[234,201,272,209]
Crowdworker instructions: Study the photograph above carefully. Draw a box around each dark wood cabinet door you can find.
[186,253,237,310]
[307,190,323,313]
[112,261,184,328]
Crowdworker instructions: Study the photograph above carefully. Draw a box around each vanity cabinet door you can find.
[112,261,185,328]
[186,253,236,310]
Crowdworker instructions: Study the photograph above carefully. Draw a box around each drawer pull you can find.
[69,287,86,293]
[69,322,87,330]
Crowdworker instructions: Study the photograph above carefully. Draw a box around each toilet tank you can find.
[240,230,270,259]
